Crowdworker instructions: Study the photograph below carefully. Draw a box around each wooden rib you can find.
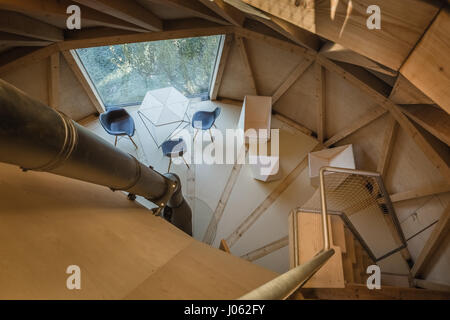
[315,62,326,143]
[0,10,63,42]
[235,35,258,95]
[0,31,52,47]
[48,52,59,109]
[0,0,148,33]
[317,55,450,182]
[203,163,243,245]
[234,27,316,59]
[72,0,163,31]
[390,183,450,203]
[250,13,320,51]
[324,108,387,147]
[226,144,323,248]
[219,239,231,253]
[198,0,245,26]
[377,115,398,178]
[210,34,234,100]
[400,105,450,147]
[150,0,227,25]
[241,236,289,261]
[272,58,313,104]
[58,26,234,51]
[414,279,450,292]
[0,44,59,75]
[320,41,397,77]
[411,204,450,277]
[273,113,314,138]
[61,50,105,114]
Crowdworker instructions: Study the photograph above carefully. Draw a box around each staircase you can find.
[287,211,450,300]
[289,211,374,288]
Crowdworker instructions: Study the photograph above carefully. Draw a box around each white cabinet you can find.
[238,95,272,142]
[308,144,356,187]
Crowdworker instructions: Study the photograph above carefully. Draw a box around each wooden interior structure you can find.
[0,0,449,300]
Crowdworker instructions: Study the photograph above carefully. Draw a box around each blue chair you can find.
[161,138,190,172]
[191,107,221,142]
[99,107,138,149]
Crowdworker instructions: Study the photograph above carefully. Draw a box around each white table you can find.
[137,87,190,148]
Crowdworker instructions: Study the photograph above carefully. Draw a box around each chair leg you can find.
[209,129,214,143]
[182,155,190,169]
[193,129,199,141]
[128,135,138,149]
[168,158,172,173]
[114,136,118,147]
[213,123,217,129]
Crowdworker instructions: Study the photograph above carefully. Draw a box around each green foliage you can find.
[77,35,221,107]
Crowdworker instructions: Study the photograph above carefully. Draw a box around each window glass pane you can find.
[76,35,222,108]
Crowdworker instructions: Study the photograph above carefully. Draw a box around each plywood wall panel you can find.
[385,126,448,195]
[243,0,441,70]
[59,57,97,121]
[273,64,316,132]
[325,70,380,138]
[244,38,303,96]
[0,57,96,121]
[0,58,48,105]
[337,113,388,172]
[218,40,257,101]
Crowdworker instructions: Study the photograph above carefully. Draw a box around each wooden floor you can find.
[84,100,318,273]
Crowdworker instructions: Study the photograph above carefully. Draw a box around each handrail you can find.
[239,167,334,300]
[238,249,334,300]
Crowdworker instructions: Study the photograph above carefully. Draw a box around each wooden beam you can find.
[315,62,326,143]
[414,279,450,292]
[76,113,99,127]
[411,204,450,277]
[400,105,450,147]
[324,107,387,147]
[149,0,227,25]
[241,0,442,71]
[401,8,450,114]
[72,0,162,32]
[389,74,434,105]
[390,183,450,203]
[226,144,323,248]
[219,239,231,254]
[58,25,234,50]
[198,0,245,26]
[377,115,398,178]
[320,42,397,77]
[48,52,59,109]
[0,0,148,33]
[0,10,63,42]
[61,50,105,114]
[241,236,288,261]
[203,163,243,245]
[317,55,450,182]
[210,34,233,100]
[272,58,313,104]
[235,35,257,95]
[0,44,59,75]
[234,27,316,60]
[273,113,314,138]
[250,13,320,51]
[0,31,52,47]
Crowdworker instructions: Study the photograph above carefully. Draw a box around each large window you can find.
[76,35,222,108]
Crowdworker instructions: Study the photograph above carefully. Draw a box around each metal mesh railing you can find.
[303,167,407,262]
